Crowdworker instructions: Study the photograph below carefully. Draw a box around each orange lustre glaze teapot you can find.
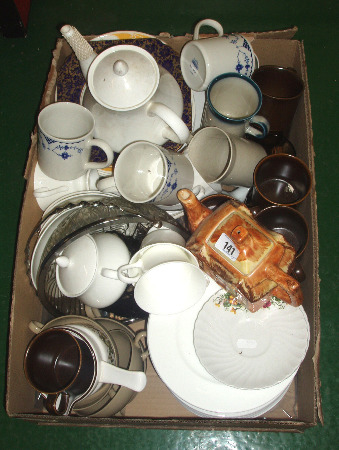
[177,189,303,312]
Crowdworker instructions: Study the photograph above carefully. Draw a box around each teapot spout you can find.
[177,189,212,233]
[60,25,97,79]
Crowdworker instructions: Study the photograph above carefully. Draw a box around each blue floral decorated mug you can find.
[180,19,259,91]
[114,141,197,206]
[38,102,114,181]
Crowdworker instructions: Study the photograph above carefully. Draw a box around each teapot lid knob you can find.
[113,60,129,76]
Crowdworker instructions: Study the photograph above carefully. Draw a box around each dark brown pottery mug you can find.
[251,65,304,135]
[24,328,96,415]
[245,154,312,208]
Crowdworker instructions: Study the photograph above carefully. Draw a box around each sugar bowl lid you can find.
[87,45,160,111]
[55,235,97,297]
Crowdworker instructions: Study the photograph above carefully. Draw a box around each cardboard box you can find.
[6,28,322,431]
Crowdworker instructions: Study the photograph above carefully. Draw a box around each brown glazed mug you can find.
[253,205,309,258]
[251,65,304,135]
[245,154,312,208]
[24,328,96,415]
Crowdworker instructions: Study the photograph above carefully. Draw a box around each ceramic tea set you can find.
[25,19,312,418]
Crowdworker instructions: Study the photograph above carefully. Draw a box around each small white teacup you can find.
[117,242,198,284]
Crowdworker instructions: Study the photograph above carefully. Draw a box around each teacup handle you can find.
[28,321,44,334]
[96,176,120,195]
[147,102,190,144]
[193,19,224,40]
[246,115,270,138]
[117,263,143,284]
[134,330,149,361]
[45,392,73,416]
[101,268,119,280]
[84,139,114,170]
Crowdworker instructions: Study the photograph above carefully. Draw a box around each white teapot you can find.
[61,26,190,153]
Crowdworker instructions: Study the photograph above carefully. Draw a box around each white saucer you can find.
[33,162,100,211]
[147,279,303,415]
[194,289,309,390]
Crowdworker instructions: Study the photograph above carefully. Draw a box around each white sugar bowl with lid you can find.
[61,25,190,152]
[55,233,130,308]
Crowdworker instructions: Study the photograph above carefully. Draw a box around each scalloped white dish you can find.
[194,289,310,390]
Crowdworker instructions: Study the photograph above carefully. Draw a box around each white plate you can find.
[171,378,293,418]
[42,190,117,218]
[30,208,77,288]
[194,289,310,389]
[147,280,303,415]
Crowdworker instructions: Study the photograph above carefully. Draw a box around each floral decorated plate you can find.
[193,289,310,390]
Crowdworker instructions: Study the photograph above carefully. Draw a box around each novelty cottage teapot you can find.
[177,189,303,312]
[61,26,190,152]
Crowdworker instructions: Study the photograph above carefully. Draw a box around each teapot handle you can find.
[265,264,303,306]
[193,19,224,40]
[147,102,190,145]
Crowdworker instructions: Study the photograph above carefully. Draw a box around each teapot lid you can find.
[55,235,97,297]
[87,45,160,111]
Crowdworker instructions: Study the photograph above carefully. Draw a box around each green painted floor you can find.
[0,0,338,448]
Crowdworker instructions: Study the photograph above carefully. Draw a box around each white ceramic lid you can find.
[56,235,97,297]
[87,45,160,111]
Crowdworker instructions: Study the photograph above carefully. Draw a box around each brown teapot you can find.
[177,189,303,312]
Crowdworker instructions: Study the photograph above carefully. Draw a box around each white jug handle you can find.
[99,361,147,392]
[147,102,190,145]
[246,115,270,138]
[193,19,224,40]
[101,268,118,280]
[29,321,44,334]
[84,139,114,170]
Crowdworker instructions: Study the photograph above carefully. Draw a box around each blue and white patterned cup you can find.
[114,141,195,206]
[38,102,114,181]
[180,19,259,92]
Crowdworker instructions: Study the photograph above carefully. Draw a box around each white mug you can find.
[114,141,201,206]
[38,102,114,181]
[202,73,270,138]
[117,242,198,284]
[180,19,259,91]
[187,127,266,187]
